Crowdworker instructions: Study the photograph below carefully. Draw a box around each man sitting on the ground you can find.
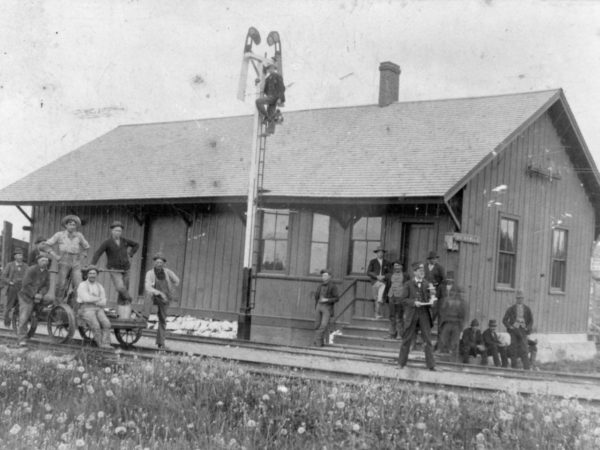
[482,319,509,367]
[459,319,485,364]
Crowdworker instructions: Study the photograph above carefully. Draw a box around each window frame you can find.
[257,208,290,274]
[308,213,331,276]
[549,227,568,294]
[348,216,383,275]
[495,214,519,290]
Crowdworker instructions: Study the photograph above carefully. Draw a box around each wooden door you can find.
[144,216,188,303]
[402,223,436,272]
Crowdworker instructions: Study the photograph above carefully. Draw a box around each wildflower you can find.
[45,404,52,412]
[277,385,289,394]
[0,381,6,387]
[36,383,42,389]
[82,373,89,380]
[106,390,114,398]
[247,419,257,428]
[336,401,345,409]
[110,377,120,385]
[187,423,194,429]
[226,370,235,378]
[216,401,224,408]
[352,423,360,432]
[228,439,238,447]
[525,412,534,421]
[416,422,426,430]
[297,426,306,434]
[75,439,85,448]
[77,366,85,373]
[58,444,68,450]
[44,414,53,421]
[18,386,24,392]
[554,411,562,420]
[281,428,288,436]
[85,422,93,430]
[104,367,111,374]
[98,411,105,419]
[86,385,95,395]
[73,377,81,385]
[335,420,343,428]
[115,426,127,435]
[262,394,270,402]
[3,409,11,416]
[476,433,485,442]
[57,412,67,424]
[9,424,21,435]
[543,415,552,424]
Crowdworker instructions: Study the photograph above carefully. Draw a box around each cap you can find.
[488,319,497,327]
[13,247,24,255]
[470,319,479,327]
[110,221,124,230]
[427,251,439,260]
[153,252,167,262]
[320,268,333,275]
[373,246,386,253]
[411,261,424,270]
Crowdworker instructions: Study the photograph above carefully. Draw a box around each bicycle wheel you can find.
[47,304,76,343]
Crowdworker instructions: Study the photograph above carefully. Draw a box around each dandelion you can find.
[85,422,93,430]
[9,424,21,435]
[277,385,289,394]
[336,401,345,409]
[77,366,85,373]
[281,428,288,436]
[110,377,120,385]
[216,401,224,408]
[3,409,11,416]
[226,370,235,378]
[44,414,53,421]
[73,377,81,385]
[98,411,105,419]
[297,426,305,434]
[58,444,68,450]
[416,422,426,431]
[86,385,95,395]
[262,394,270,402]
[115,426,127,435]
[476,433,485,442]
[75,439,85,448]
[104,367,111,374]
[525,412,534,421]
[335,420,343,428]
[187,423,194,429]
[36,383,42,389]
[57,412,67,424]
[106,390,114,398]
[543,415,552,424]
[82,373,89,380]
[352,423,360,432]
[246,419,257,428]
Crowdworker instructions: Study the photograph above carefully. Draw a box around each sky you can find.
[1,0,599,241]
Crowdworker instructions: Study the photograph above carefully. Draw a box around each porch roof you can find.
[0,89,593,204]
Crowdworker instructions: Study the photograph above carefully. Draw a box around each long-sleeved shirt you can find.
[43,231,90,256]
[2,261,27,285]
[144,268,180,298]
[77,280,107,306]
[91,237,139,270]
[19,264,50,300]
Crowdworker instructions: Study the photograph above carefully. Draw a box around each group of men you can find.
[312,245,537,371]
[1,214,179,350]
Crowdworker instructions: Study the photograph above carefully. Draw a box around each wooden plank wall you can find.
[458,112,594,333]
[31,205,145,304]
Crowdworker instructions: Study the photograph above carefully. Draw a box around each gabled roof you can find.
[0,89,595,204]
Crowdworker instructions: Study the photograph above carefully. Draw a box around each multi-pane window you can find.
[497,217,518,287]
[350,217,382,274]
[259,209,289,272]
[550,229,568,292]
[309,214,330,274]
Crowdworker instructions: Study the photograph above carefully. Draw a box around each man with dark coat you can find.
[482,319,509,367]
[424,251,446,321]
[398,262,437,370]
[387,261,410,339]
[502,289,534,370]
[91,221,139,306]
[367,246,392,319]
[313,268,339,347]
[459,319,485,364]
[255,61,285,127]
[437,282,466,355]
[17,253,50,345]
[2,248,27,327]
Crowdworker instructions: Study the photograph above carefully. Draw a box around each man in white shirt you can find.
[77,265,111,348]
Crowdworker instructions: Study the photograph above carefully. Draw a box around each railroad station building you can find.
[1,63,598,359]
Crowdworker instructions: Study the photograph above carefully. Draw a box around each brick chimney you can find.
[378,61,401,107]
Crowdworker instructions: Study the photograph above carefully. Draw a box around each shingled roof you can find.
[0,89,587,204]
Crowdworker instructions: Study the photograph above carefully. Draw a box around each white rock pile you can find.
[146,315,237,339]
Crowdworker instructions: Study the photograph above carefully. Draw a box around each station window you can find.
[350,217,382,274]
[497,217,518,287]
[259,209,289,272]
[309,213,330,274]
[550,228,568,292]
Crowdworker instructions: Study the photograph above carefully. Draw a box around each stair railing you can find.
[331,279,358,329]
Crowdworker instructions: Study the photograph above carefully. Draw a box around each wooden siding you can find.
[458,112,594,333]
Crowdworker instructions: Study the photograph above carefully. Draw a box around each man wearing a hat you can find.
[144,252,180,350]
[2,248,27,327]
[398,262,437,370]
[367,245,392,319]
[255,60,285,134]
[437,282,466,355]
[482,319,509,367]
[312,268,339,347]
[502,290,534,370]
[42,214,90,303]
[27,237,46,266]
[76,265,111,348]
[424,250,447,321]
[459,319,485,364]
[17,252,50,345]
[91,221,139,306]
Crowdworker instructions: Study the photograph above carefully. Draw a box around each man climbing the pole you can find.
[255,60,285,135]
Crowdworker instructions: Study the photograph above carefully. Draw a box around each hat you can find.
[153,252,167,262]
[320,268,333,275]
[411,261,424,270]
[36,252,50,261]
[61,214,81,227]
[426,251,439,260]
[373,246,386,253]
[110,221,124,229]
[13,247,24,255]
[470,319,479,327]
[516,289,525,299]
[488,319,497,327]
[85,265,99,274]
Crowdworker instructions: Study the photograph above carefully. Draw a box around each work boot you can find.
[374,302,383,319]
[101,329,112,348]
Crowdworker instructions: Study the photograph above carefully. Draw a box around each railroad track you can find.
[1,329,599,404]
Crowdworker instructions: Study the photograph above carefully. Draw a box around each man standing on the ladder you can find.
[255,60,285,131]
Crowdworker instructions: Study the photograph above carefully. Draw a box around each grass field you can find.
[1,345,599,449]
